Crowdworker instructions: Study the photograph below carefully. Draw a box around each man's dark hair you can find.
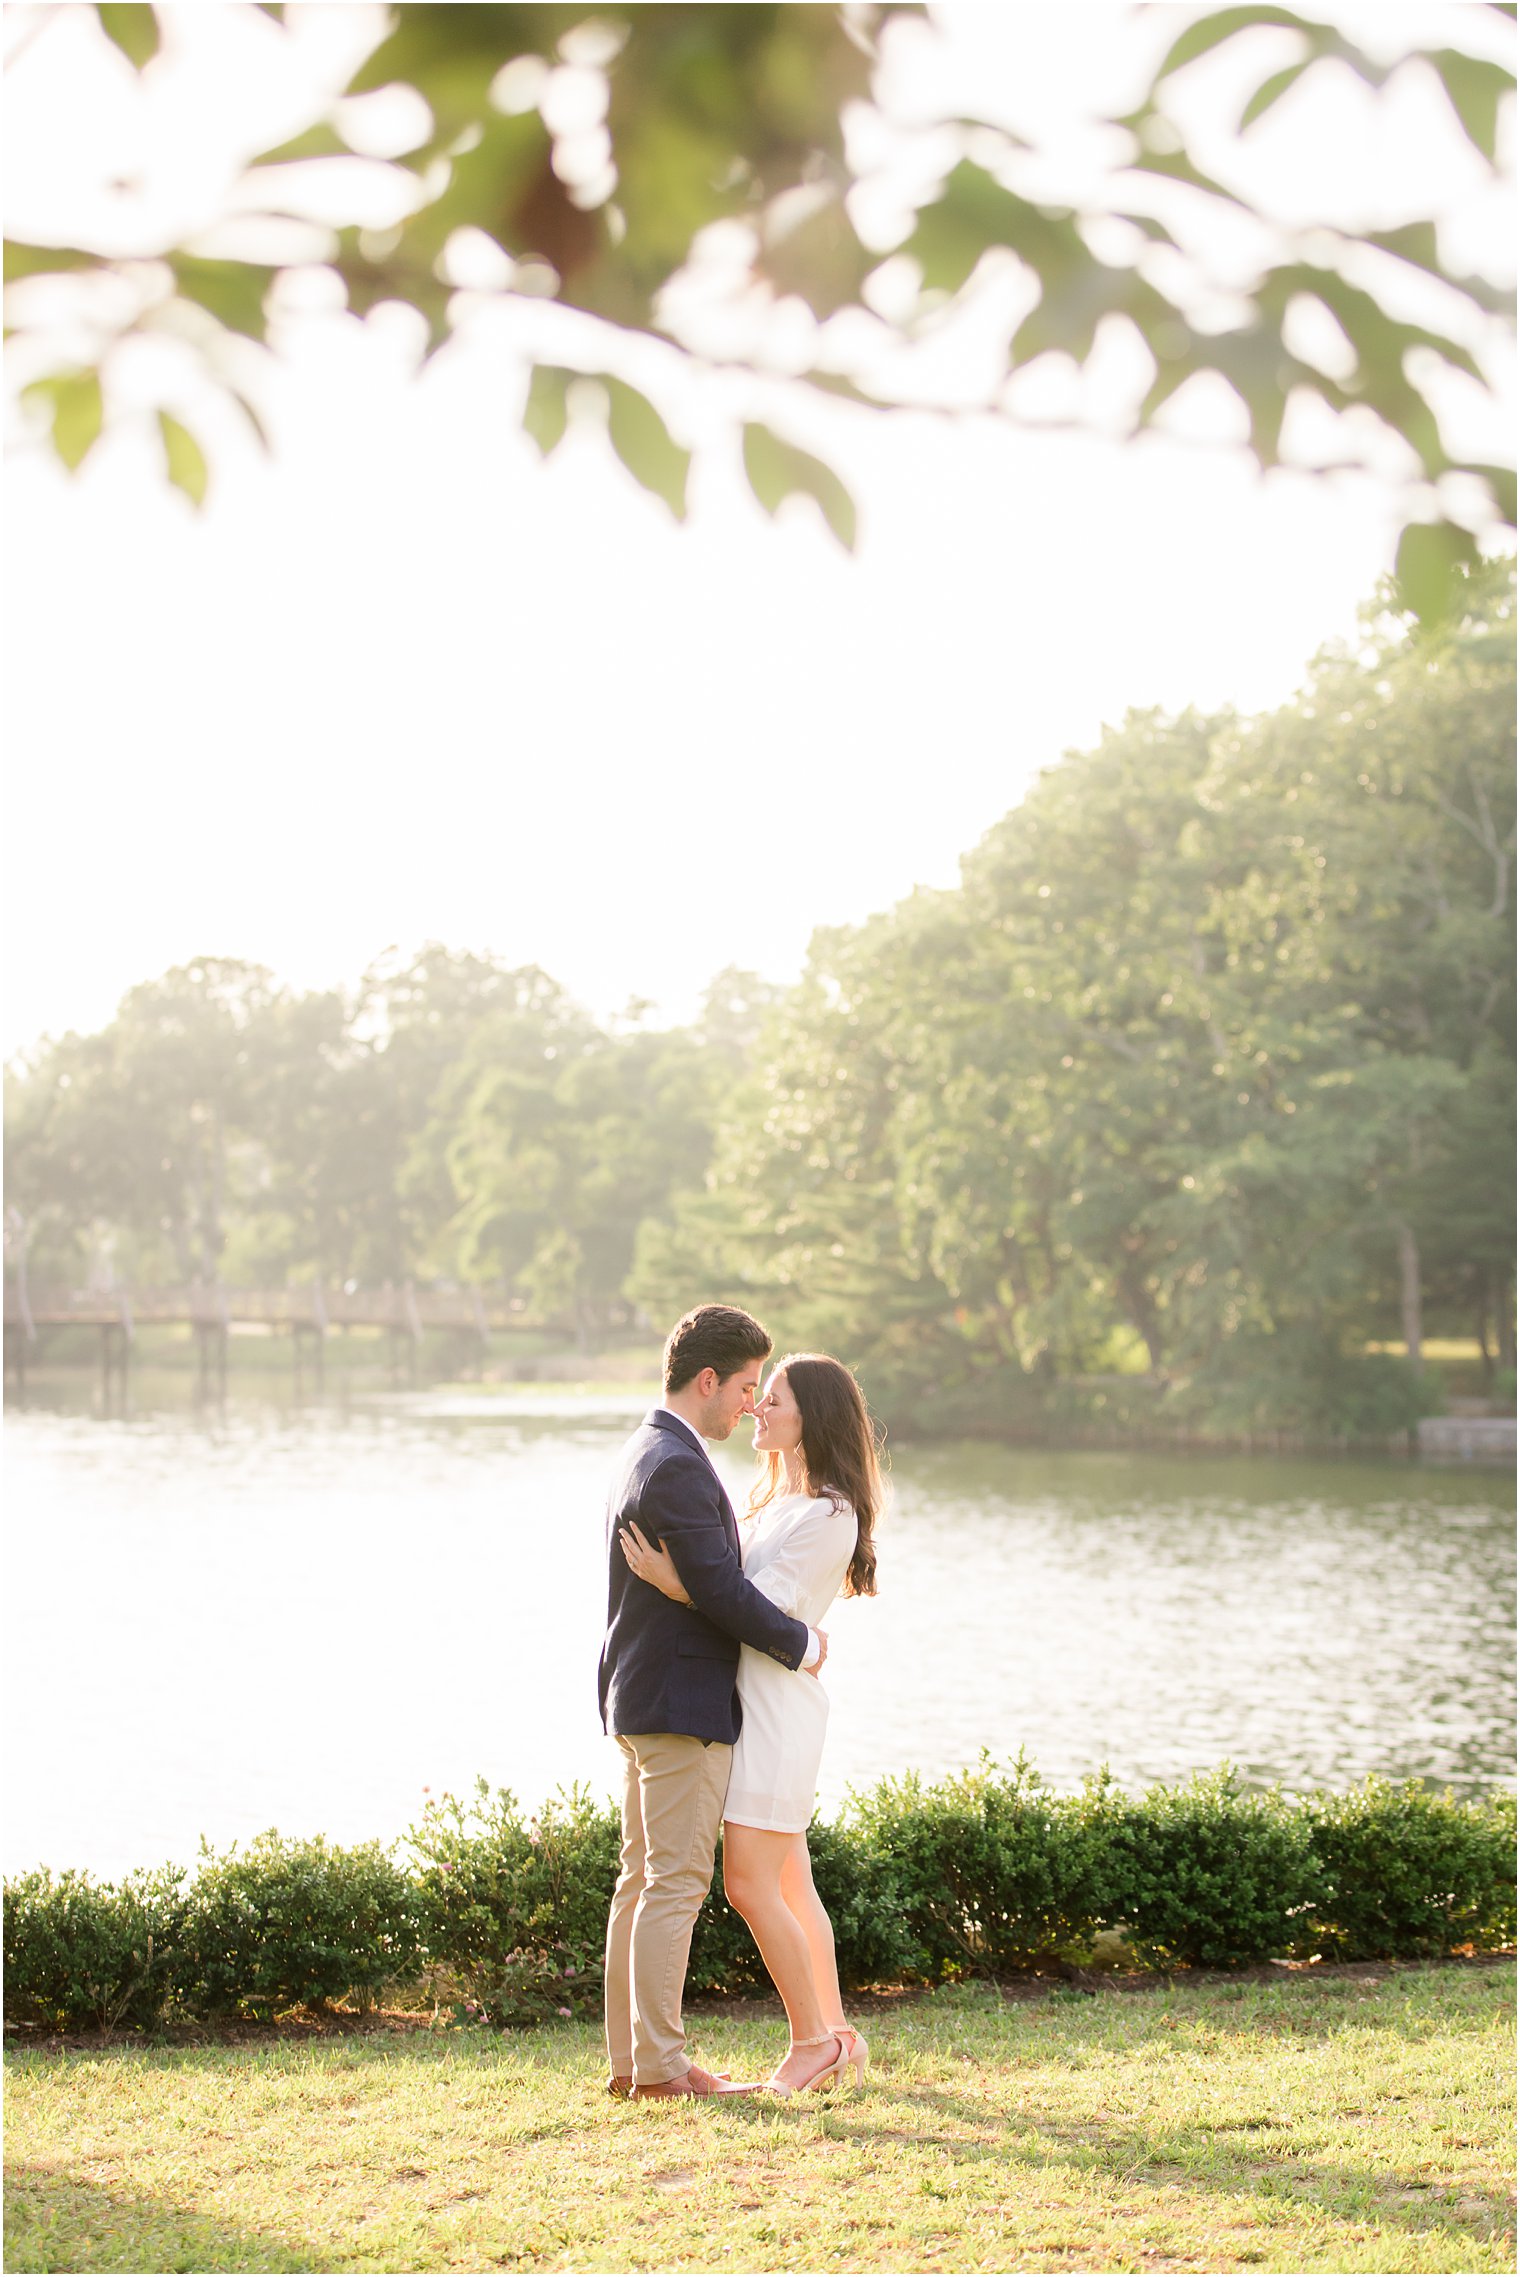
[663,1304,771,1395]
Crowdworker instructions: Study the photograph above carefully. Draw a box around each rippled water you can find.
[5,1374,1513,1879]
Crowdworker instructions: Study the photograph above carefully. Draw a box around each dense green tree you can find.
[632,565,1515,1425]
[6,958,278,1284]
[220,986,406,1287]
[421,987,732,1341]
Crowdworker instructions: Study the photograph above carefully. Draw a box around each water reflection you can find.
[5,1374,1513,1880]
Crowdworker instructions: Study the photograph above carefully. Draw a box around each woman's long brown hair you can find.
[746,1353,882,1597]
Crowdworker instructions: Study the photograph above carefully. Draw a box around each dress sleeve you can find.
[747,1497,855,1618]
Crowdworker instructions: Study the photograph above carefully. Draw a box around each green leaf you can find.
[158,411,208,506]
[1428,50,1514,163]
[23,370,104,471]
[252,123,349,166]
[1153,6,1305,84]
[1466,463,1517,528]
[1012,263,1176,373]
[165,256,275,343]
[798,371,879,408]
[1139,326,1316,468]
[95,4,158,68]
[603,378,689,520]
[331,229,451,349]
[1364,221,1443,277]
[1111,211,1181,249]
[1126,143,1252,209]
[910,162,1092,308]
[1276,261,1484,387]
[910,164,1052,297]
[1240,58,1312,128]
[742,422,856,551]
[344,3,551,152]
[1394,520,1482,626]
[3,242,102,284]
[521,363,570,458]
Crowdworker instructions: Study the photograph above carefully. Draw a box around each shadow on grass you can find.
[768,2073,1516,2260]
[3,2166,314,2275]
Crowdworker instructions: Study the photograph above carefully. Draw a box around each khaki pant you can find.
[604,1732,731,2085]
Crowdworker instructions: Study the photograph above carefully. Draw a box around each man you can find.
[598,1303,826,2100]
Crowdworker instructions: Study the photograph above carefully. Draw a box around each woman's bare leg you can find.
[778,1836,846,2029]
[722,1823,840,2088]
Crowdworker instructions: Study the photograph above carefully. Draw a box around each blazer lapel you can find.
[647,1408,740,1552]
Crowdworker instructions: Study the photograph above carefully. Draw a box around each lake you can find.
[5,1372,1513,1881]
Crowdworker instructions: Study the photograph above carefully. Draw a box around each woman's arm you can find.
[618,1520,692,1604]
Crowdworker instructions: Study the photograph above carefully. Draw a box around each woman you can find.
[619,1351,882,2095]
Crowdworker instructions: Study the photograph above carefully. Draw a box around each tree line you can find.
[6,567,1513,1433]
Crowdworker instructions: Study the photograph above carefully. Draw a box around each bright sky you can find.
[2,2,1513,1054]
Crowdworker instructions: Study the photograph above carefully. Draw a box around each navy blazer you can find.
[597,1409,810,1745]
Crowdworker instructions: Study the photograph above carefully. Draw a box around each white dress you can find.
[724,1491,856,1834]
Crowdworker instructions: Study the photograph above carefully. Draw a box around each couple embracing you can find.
[597,1303,882,2101]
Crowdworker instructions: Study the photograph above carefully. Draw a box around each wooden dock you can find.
[3,1284,526,1335]
[2,1283,545,1396]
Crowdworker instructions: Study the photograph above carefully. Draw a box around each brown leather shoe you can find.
[630,2063,749,2100]
[606,2075,633,2099]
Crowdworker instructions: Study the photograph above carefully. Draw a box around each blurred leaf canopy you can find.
[5,2,1515,612]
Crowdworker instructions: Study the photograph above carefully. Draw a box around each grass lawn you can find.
[4,1965,1513,2275]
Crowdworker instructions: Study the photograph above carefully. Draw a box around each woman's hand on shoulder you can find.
[619,1521,693,1605]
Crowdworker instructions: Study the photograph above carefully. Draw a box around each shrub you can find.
[454,1941,596,2028]
[1102,1766,1326,1967]
[7,1762,1513,2034]
[1305,1780,1518,1959]
[2,1864,187,2031]
[406,1780,619,2003]
[804,1812,916,1989]
[841,1754,1117,1980]
[181,1832,425,2019]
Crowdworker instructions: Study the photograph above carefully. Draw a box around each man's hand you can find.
[805,1628,829,1678]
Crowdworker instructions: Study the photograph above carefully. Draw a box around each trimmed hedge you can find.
[4,1763,1513,2032]
[1307,1780,1519,1960]
[2,1864,188,2032]
[181,1833,426,2020]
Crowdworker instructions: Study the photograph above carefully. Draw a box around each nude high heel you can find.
[764,2031,845,2095]
[829,2023,868,2089]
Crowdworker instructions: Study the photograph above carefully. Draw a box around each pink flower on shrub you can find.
[557,2005,572,2018]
